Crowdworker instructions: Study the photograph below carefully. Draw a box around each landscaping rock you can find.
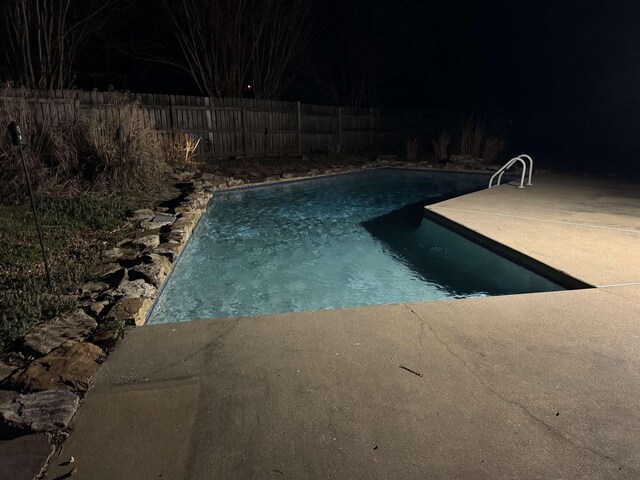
[0,361,16,382]
[173,217,196,228]
[132,208,155,221]
[112,279,158,299]
[130,234,161,250]
[186,192,209,204]
[24,310,97,355]
[140,220,169,230]
[226,178,244,188]
[102,247,123,261]
[211,178,228,188]
[153,242,182,262]
[264,175,280,183]
[281,172,294,179]
[99,264,127,288]
[172,217,197,235]
[140,213,176,230]
[166,229,186,243]
[179,211,198,222]
[8,343,104,393]
[449,154,475,163]
[0,390,14,405]
[83,300,110,318]
[89,326,121,345]
[1,352,27,371]
[170,171,195,182]
[128,254,172,288]
[0,389,79,433]
[0,433,54,480]
[114,252,144,270]
[308,168,319,176]
[155,212,176,222]
[79,281,108,300]
[174,205,194,214]
[105,297,152,326]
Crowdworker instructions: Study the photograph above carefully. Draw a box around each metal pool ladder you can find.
[488,154,534,189]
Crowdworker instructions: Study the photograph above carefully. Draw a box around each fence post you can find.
[297,100,302,156]
[73,90,81,122]
[338,106,342,147]
[241,98,248,157]
[369,107,374,146]
[375,107,380,147]
[169,95,176,140]
[204,97,214,158]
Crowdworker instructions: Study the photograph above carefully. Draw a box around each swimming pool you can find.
[148,169,563,324]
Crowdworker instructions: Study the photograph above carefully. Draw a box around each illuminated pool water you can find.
[148,169,563,323]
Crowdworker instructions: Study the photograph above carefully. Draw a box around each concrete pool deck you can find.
[45,172,640,479]
[426,172,640,287]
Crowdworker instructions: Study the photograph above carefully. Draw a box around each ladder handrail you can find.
[495,157,517,186]
[489,156,527,189]
[517,154,533,185]
[496,154,534,186]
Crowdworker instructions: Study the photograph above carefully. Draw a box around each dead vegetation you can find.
[162,132,202,165]
[405,137,420,160]
[0,92,169,203]
[433,120,505,164]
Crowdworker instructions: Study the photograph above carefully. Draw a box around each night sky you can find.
[478,0,640,113]
[10,0,629,116]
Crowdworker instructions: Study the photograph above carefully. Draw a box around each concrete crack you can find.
[113,319,239,386]
[403,304,633,472]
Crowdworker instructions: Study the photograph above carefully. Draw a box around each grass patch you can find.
[0,194,139,351]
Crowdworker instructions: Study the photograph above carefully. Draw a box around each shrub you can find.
[459,120,485,158]
[162,132,202,165]
[432,131,451,161]
[434,120,505,164]
[405,137,420,160]
[482,135,506,164]
[327,143,344,163]
[0,95,82,203]
[0,91,169,204]
[81,99,166,195]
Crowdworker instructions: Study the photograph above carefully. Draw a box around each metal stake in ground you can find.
[116,124,125,197]
[8,121,52,287]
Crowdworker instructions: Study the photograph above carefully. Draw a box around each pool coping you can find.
[217,165,496,193]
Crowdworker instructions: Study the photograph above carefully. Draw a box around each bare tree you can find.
[164,0,309,99]
[2,0,114,90]
[250,0,310,99]
[308,0,463,108]
[306,0,383,107]
[165,0,259,97]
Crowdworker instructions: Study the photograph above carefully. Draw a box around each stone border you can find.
[0,158,496,476]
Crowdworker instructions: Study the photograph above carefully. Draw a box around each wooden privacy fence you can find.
[0,88,441,159]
